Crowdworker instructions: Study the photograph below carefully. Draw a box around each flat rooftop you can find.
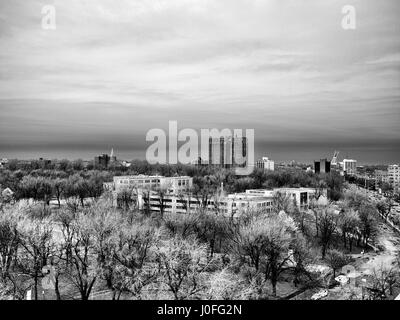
[113,175,192,179]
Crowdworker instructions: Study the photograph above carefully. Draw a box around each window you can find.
[300,192,307,205]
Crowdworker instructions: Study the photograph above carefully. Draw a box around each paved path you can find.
[356,222,399,276]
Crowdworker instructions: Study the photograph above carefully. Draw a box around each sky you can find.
[0,0,399,164]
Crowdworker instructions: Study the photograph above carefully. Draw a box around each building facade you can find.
[95,149,117,168]
[256,157,275,171]
[109,174,325,217]
[342,159,357,175]
[375,170,388,183]
[95,154,110,168]
[208,136,247,169]
[112,175,193,194]
[388,164,400,191]
[137,187,323,217]
[314,158,331,173]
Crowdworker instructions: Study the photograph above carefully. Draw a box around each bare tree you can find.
[358,204,378,249]
[155,185,170,218]
[0,211,20,299]
[271,191,293,213]
[193,176,218,212]
[65,214,97,300]
[0,214,19,282]
[366,266,398,299]
[156,236,210,300]
[338,209,360,251]
[110,223,160,299]
[53,209,75,265]
[290,235,314,287]
[315,207,338,259]
[233,211,297,296]
[87,200,121,296]
[326,249,349,278]
[53,178,67,208]
[17,218,54,300]
[376,196,395,220]
[141,188,152,216]
[261,213,297,296]
[117,186,135,211]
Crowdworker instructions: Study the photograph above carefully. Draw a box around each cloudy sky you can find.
[0,0,399,163]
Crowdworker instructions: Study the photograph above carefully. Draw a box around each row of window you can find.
[119,179,161,184]
[177,180,190,186]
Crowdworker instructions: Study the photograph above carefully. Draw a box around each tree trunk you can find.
[342,232,347,249]
[34,273,38,300]
[321,245,327,259]
[55,276,61,300]
[271,278,277,297]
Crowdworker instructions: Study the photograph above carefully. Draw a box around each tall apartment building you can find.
[95,149,116,168]
[388,164,400,191]
[209,136,247,169]
[256,157,275,171]
[342,159,357,175]
[94,154,110,168]
[314,158,331,173]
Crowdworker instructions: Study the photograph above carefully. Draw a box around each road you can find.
[355,222,399,276]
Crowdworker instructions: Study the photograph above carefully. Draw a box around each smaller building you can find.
[374,170,388,182]
[342,159,357,176]
[256,157,275,171]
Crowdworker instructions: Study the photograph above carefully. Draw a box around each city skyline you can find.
[0,0,399,164]
[0,143,396,166]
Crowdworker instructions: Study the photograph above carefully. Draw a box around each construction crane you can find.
[331,150,339,166]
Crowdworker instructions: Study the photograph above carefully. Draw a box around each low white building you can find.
[112,175,193,194]
[123,185,325,217]
[107,175,327,217]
